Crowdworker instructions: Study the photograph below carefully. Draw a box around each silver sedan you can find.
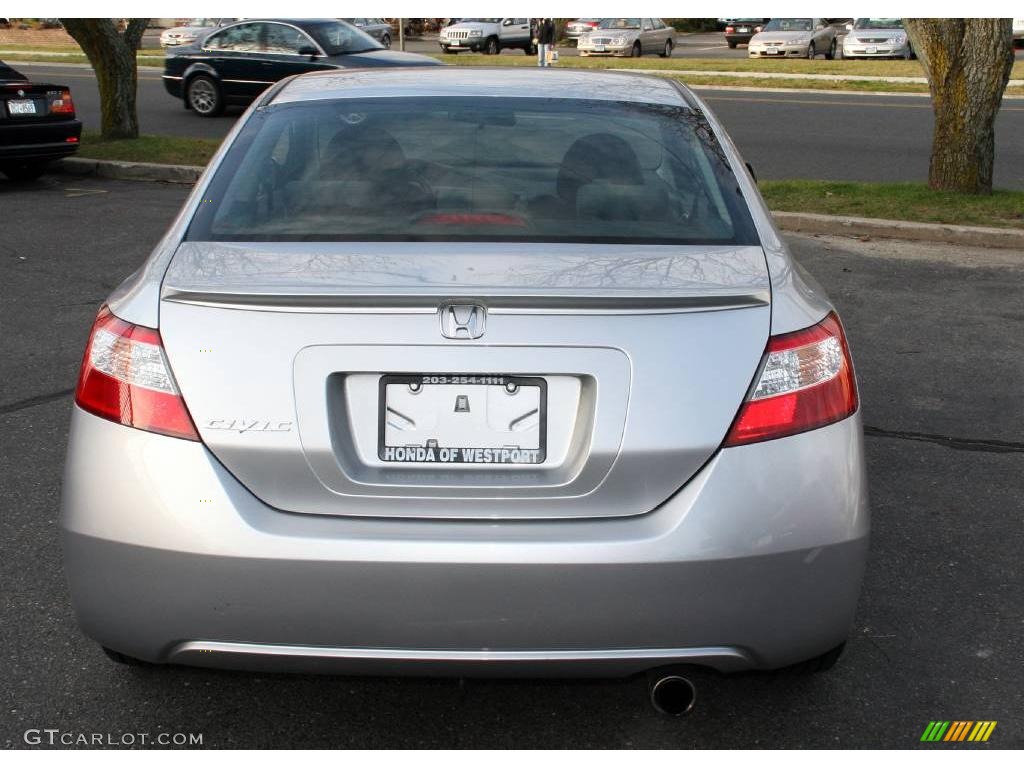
[748,17,838,59]
[62,68,867,708]
[842,18,914,59]
[578,17,676,57]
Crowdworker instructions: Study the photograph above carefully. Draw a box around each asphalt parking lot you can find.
[1,175,1021,748]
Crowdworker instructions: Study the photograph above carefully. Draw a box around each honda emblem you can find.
[439,303,486,340]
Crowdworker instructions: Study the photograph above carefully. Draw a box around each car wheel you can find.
[807,41,816,59]
[780,643,846,675]
[631,42,642,57]
[186,75,224,117]
[660,39,673,58]
[904,45,913,60]
[484,37,499,55]
[381,34,391,48]
[727,40,738,48]
[826,38,837,60]
[102,646,153,667]
[0,160,48,182]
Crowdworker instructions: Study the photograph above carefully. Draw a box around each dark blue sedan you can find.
[163,18,440,117]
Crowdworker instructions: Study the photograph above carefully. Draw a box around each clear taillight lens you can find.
[724,312,858,446]
[75,306,199,440]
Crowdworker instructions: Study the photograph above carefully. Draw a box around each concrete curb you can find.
[49,158,1024,249]
[54,157,203,183]
[772,211,1024,250]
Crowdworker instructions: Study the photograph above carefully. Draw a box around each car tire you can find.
[1,160,49,182]
[780,642,846,675]
[631,42,642,57]
[484,37,499,55]
[1,160,48,182]
[727,40,738,48]
[102,646,153,667]
[186,74,224,117]
[826,38,836,60]
[807,41,816,59]
[660,39,673,58]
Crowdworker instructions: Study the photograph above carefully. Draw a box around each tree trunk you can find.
[904,19,1014,194]
[60,18,149,140]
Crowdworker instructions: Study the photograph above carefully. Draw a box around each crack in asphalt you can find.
[0,388,74,416]
[1,390,1022,456]
[864,425,1024,454]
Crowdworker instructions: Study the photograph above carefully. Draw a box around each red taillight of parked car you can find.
[48,89,75,115]
[724,312,858,446]
[75,306,199,441]
[725,26,735,34]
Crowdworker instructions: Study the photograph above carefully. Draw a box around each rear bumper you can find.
[62,406,869,676]
[0,119,81,161]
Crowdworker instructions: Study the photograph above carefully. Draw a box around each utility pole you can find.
[398,18,404,51]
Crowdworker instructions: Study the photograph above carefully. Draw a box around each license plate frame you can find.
[377,374,548,465]
[7,99,37,116]
[866,46,878,54]
[766,46,779,54]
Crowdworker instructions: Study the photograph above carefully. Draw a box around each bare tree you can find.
[904,18,1014,194]
[60,18,149,140]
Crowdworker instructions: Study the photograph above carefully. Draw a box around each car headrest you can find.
[556,133,643,204]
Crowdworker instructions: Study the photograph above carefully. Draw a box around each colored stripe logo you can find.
[920,721,997,742]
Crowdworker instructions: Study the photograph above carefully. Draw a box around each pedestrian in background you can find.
[534,17,556,67]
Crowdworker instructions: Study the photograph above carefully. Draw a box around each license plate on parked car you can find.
[766,46,779,54]
[738,27,750,33]
[594,45,606,51]
[7,99,36,116]
[866,46,878,53]
[379,374,547,464]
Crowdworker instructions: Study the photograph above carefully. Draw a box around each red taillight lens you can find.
[75,306,199,441]
[724,312,858,447]
[49,89,75,115]
[725,26,735,33]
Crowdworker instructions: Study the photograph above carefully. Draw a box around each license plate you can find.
[766,46,779,54]
[379,374,547,464]
[866,46,877,53]
[738,27,750,33]
[593,45,606,51]
[7,99,36,115]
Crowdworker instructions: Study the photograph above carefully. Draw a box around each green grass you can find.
[76,130,219,166]
[0,51,164,66]
[760,180,1024,228]
[433,53,1024,79]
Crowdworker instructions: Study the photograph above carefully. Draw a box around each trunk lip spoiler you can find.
[160,287,770,314]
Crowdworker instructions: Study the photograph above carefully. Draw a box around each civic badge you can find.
[439,303,486,340]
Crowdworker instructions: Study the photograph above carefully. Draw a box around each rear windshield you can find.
[0,61,27,82]
[186,96,758,246]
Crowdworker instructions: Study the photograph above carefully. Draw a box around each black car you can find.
[1,60,82,181]
[163,18,440,117]
[724,19,769,48]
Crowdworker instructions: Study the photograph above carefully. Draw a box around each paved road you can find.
[1,175,1021,748]
[11,60,1024,189]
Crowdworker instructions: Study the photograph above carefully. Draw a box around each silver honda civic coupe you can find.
[61,68,868,688]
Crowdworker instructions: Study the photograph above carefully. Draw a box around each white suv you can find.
[439,18,535,55]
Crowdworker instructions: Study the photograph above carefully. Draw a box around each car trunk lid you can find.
[159,241,770,520]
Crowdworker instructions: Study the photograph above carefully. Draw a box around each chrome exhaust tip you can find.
[649,674,697,716]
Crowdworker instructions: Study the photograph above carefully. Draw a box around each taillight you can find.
[724,312,858,447]
[725,26,735,33]
[48,89,75,115]
[75,306,199,441]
